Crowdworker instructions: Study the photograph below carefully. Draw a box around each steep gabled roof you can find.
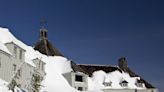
[0,41,12,55]
[34,39,63,56]
[34,28,63,56]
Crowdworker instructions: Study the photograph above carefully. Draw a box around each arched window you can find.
[40,31,44,37]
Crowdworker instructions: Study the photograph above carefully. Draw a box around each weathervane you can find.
[40,19,47,29]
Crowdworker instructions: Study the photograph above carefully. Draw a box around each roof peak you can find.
[34,26,63,56]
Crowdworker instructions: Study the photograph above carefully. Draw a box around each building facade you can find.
[0,41,46,92]
[63,71,88,91]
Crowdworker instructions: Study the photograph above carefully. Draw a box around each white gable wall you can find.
[0,50,12,82]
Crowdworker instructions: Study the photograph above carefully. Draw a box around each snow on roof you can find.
[42,56,73,74]
[0,27,153,92]
[0,78,8,86]
[25,46,44,61]
[0,27,76,92]
[0,78,23,92]
[41,56,77,92]
[0,78,9,92]
[0,27,26,50]
[0,41,12,55]
[25,58,36,67]
[88,70,146,90]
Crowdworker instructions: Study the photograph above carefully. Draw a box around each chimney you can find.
[118,57,128,71]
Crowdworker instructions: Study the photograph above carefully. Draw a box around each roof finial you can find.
[40,19,48,40]
[40,19,47,29]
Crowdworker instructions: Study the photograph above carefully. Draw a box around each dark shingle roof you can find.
[126,67,155,88]
[121,80,128,83]
[34,39,63,56]
[71,63,122,77]
[71,58,155,88]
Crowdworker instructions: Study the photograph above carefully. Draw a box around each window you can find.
[19,50,22,59]
[18,69,22,77]
[120,80,128,87]
[77,87,83,91]
[135,83,143,87]
[75,75,83,82]
[120,83,128,87]
[14,46,17,58]
[13,64,16,71]
[45,32,47,38]
[41,31,44,37]
[103,82,112,86]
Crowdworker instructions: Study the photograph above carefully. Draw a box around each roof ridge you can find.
[77,64,118,67]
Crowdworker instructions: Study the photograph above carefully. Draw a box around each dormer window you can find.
[103,81,112,87]
[135,79,144,87]
[75,75,83,82]
[120,80,128,87]
[77,87,83,91]
[135,83,143,87]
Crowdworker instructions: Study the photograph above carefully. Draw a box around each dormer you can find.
[120,80,128,87]
[103,81,112,87]
[103,77,112,87]
[5,42,25,61]
[135,79,144,87]
[63,71,88,91]
[32,58,46,76]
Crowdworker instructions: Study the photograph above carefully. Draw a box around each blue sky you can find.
[0,0,164,91]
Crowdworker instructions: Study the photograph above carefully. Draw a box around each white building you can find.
[0,27,159,92]
[0,28,46,92]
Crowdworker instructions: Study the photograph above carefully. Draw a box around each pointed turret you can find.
[34,27,63,56]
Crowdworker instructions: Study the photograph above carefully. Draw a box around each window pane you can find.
[75,75,83,82]
[77,87,83,91]
[19,50,22,59]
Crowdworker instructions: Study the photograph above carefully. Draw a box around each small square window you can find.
[103,82,112,86]
[120,83,128,87]
[77,87,83,91]
[135,83,143,87]
[75,75,83,82]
